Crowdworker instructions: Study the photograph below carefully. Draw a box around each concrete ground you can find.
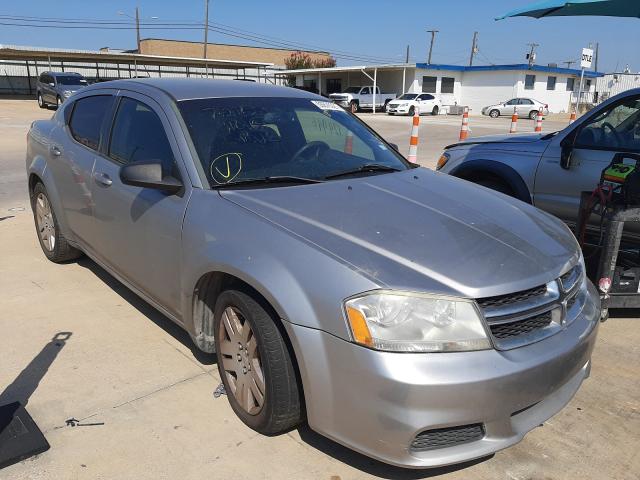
[1,99,639,480]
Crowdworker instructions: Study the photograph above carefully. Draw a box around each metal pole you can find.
[575,68,585,113]
[427,30,438,64]
[402,67,406,95]
[25,60,32,95]
[594,42,599,72]
[135,7,141,52]
[47,56,52,69]
[203,0,210,58]
[318,72,322,95]
[373,68,377,114]
[469,32,478,66]
[405,45,410,63]
[527,43,539,68]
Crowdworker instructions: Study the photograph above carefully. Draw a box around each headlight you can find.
[436,152,450,170]
[344,291,491,352]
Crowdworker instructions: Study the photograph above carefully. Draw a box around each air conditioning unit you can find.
[548,63,558,68]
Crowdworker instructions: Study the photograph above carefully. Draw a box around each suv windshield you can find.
[178,97,409,187]
[56,75,87,86]
[398,94,419,100]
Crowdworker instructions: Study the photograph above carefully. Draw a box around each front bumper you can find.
[284,281,600,468]
[387,104,410,115]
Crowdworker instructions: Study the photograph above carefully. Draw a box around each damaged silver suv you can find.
[26,78,600,468]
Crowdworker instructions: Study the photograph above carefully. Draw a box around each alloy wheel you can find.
[35,192,56,251]
[218,306,265,415]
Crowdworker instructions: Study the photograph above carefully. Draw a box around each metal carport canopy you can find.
[278,63,415,113]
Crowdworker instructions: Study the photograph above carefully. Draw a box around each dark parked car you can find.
[36,71,88,108]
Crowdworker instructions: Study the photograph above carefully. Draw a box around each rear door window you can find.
[68,95,113,151]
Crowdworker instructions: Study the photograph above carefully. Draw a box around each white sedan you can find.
[386,93,442,116]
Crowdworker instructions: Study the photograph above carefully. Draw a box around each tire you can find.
[37,92,46,109]
[214,289,302,435]
[349,101,358,114]
[31,183,82,263]
[529,110,539,120]
[432,105,439,116]
[489,109,500,118]
[408,106,415,116]
[474,177,515,197]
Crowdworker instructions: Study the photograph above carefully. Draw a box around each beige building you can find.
[138,38,330,68]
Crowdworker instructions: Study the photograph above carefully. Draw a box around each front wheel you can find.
[214,289,302,435]
[489,109,500,118]
[349,101,358,113]
[37,92,46,109]
[408,106,415,116]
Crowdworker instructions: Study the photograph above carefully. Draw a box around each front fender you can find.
[180,189,379,341]
[449,159,532,204]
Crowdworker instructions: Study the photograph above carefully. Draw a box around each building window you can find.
[326,78,342,94]
[441,77,455,94]
[524,74,536,90]
[422,76,437,93]
[547,76,557,90]
[566,78,575,91]
[585,79,592,90]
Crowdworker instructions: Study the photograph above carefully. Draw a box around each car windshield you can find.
[343,87,361,93]
[398,94,419,100]
[178,97,409,187]
[56,75,87,86]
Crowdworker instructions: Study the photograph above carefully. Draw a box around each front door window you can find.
[575,96,640,151]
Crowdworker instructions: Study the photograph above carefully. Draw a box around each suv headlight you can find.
[344,291,491,352]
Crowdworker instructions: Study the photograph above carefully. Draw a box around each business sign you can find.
[581,48,594,69]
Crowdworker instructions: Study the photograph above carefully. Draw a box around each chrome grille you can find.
[477,284,547,309]
[477,263,584,350]
[410,424,484,452]
[489,312,552,339]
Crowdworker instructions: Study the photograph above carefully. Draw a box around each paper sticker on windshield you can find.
[311,100,344,112]
[210,153,242,184]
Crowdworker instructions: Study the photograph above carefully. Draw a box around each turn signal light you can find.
[346,306,374,347]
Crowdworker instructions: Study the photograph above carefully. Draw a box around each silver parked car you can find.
[438,89,640,237]
[26,79,599,469]
[36,71,88,109]
[482,97,548,119]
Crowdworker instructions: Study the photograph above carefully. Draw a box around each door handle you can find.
[50,145,62,157]
[93,172,113,187]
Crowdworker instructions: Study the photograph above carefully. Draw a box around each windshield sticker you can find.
[210,153,242,184]
[310,100,344,112]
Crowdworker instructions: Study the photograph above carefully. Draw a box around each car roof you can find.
[83,78,322,102]
[43,71,83,77]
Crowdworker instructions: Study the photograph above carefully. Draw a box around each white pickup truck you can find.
[329,86,397,113]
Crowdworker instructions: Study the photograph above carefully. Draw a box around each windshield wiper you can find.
[213,176,324,189]
[324,164,401,180]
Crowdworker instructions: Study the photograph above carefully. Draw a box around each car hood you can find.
[220,169,578,298]
[447,133,553,153]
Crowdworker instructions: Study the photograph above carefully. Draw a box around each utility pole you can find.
[135,7,141,52]
[203,0,210,59]
[527,43,539,67]
[469,31,478,66]
[405,44,410,63]
[594,42,599,71]
[426,30,438,64]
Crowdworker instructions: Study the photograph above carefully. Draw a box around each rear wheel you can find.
[489,109,500,118]
[31,183,82,263]
[529,110,539,120]
[214,289,302,435]
[432,105,439,116]
[350,101,358,113]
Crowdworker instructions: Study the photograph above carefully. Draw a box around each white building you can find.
[283,63,603,114]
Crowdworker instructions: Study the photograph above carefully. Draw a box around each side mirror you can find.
[120,161,183,194]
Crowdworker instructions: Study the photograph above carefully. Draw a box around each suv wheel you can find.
[37,92,46,109]
[214,289,302,435]
[529,110,539,120]
[31,183,82,262]
[489,109,500,118]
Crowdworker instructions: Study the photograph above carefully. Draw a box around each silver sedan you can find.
[26,79,599,468]
[482,97,549,119]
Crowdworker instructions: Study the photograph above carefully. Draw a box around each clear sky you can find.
[1,0,638,72]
